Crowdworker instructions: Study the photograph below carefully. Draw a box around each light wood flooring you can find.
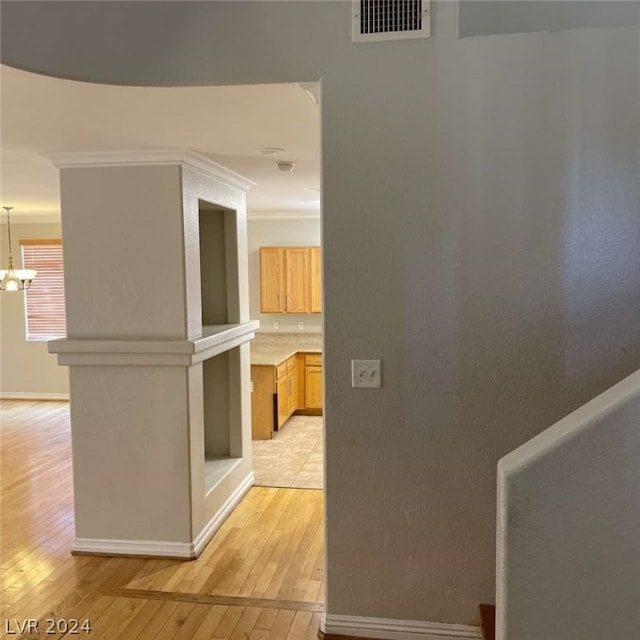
[252,417,323,489]
[0,400,324,639]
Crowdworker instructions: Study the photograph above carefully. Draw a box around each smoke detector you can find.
[276,162,295,172]
[260,147,285,156]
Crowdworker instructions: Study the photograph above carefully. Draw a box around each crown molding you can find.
[0,213,61,224]
[248,211,320,221]
[42,149,255,192]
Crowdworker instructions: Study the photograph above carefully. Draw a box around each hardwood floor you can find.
[0,400,324,639]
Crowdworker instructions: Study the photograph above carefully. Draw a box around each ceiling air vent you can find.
[352,0,430,43]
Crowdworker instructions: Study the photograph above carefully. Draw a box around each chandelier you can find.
[0,206,37,291]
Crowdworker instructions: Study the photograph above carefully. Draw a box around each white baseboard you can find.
[72,536,194,558]
[321,614,482,640]
[0,392,69,401]
[193,470,255,557]
[72,471,255,559]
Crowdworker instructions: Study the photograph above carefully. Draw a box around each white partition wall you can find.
[497,369,640,640]
[47,150,258,558]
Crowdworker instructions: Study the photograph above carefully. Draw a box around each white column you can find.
[47,150,258,558]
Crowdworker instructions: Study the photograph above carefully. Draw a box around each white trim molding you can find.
[248,211,320,220]
[48,321,259,367]
[321,614,482,640]
[0,392,69,401]
[42,149,255,193]
[193,470,255,557]
[72,536,194,559]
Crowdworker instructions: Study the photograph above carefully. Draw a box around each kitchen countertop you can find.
[250,344,322,366]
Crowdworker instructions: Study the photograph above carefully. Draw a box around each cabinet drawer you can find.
[286,356,296,373]
[276,362,287,380]
[304,353,322,366]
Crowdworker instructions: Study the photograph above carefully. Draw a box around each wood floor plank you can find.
[191,604,230,640]
[1,400,325,640]
[105,588,323,612]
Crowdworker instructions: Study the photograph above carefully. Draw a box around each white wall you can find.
[0,221,68,397]
[2,0,639,628]
[497,369,640,639]
[248,216,321,333]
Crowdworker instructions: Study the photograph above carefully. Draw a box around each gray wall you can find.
[459,1,640,37]
[248,216,322,333]
[2,1,639,626]
[0,221,68,397]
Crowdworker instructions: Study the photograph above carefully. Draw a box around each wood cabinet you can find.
[250,365,277,440]
[287,356,298,415]
[309,247,322,314]
[259,247,321,314]
[284,248,310,313]
[251,354,302,439]
[260,248,285,313]
[275,355,298,430]
[303,354,323,410]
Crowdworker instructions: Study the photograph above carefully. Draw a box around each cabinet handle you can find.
[278,293,281,309]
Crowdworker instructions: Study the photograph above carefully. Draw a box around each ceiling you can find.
[0,65,320,218]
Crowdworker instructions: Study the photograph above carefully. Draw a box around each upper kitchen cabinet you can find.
[285,247,310,313]
[309,247,322,314]
[260,247,285,312]
[260,246,322,314]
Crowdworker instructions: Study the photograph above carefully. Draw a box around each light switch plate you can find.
[351,359,382,388]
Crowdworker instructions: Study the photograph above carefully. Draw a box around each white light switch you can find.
[351,359,382,388]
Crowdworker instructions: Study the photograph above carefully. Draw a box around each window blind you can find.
[20,240,66,341]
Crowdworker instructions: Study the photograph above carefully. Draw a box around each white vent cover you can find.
[352,0,430,43]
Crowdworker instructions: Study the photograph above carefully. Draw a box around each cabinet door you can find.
[277,376,289,428]
[285,248,309,313]
[296,354,306,408]
[289,368,299,415]
[309,247,322,314]
[305,365,323,409]
[251,366,276,440]
[260,248,285,313]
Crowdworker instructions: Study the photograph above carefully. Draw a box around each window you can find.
[20,240,66,341]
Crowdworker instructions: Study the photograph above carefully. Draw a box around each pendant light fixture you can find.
[0,206,37,291]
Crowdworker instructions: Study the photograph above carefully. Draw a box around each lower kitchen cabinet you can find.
[250,366,277,440]
[303,354,323,410]
[251,351,323,439]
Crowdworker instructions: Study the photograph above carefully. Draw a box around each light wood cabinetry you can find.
[276,375,289,429]
[251,354,302,439]
[304,354,323,409]
[251,351,323,439]
[287,356,298,415]
[251,365,277,440]
[260,248,285,313]
[284,248,310,313]
[309,247,322,314]
[275,355,298,430]
[259,247,322,314]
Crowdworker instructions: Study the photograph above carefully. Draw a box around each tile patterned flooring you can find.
[252,415,324,489]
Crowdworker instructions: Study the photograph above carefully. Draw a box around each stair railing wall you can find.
[496,369,640,640]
